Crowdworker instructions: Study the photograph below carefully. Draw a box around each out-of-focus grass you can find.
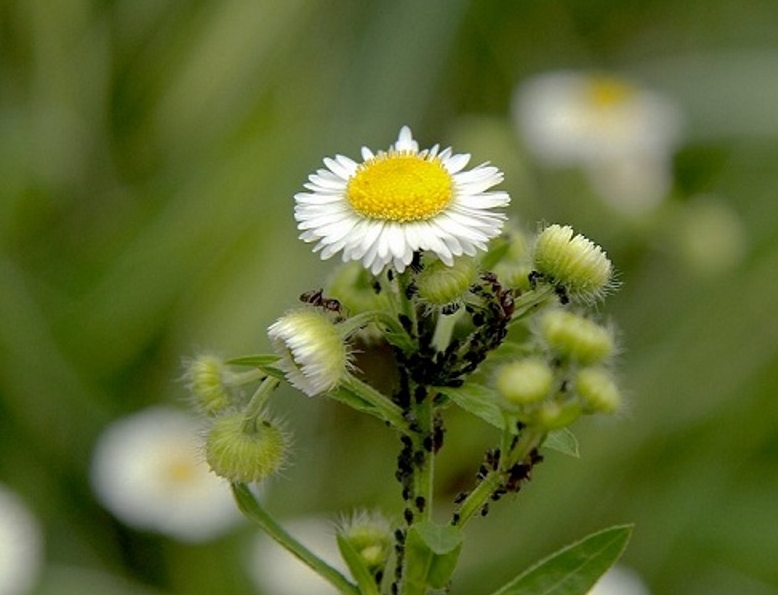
[2,1,778,594]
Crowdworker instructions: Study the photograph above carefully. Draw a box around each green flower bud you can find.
[493,262,533,292]
[337,512,393,575]
[536,398,582,430]
[205,412,289,483]
[416,255,477,308]
[184,355,232,415]
[268,309,352,396]
[575,367,622,414]
[495,358,554,409]
[533,224,613,301]
[539,310,615,364]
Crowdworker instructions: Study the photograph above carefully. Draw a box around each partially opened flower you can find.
[90,407,240,542]
[268,309,352,397]
[295,126,510,274]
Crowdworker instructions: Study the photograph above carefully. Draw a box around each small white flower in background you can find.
[247,517,347,595]
[295,126,510,274]
[0,484,43,595]
[90,406,240,542]
[513,71,684,215]
[587,566,651,595]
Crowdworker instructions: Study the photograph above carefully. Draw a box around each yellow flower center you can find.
[346,152,453,222]
[163,454,198,485]
[586,76,636,108]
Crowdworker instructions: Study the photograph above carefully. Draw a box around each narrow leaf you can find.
[490,524,633,595]
[404,522,463,593]
[336,533,380,595]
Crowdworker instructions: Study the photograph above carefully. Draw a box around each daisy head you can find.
[295,126,510,275]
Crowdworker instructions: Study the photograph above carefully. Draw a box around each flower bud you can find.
[416,255,477,308]
[539,310,614,364]
[337,512,393,575]
[495,358,554,409]
[268,309,351,396]
[184,354,232,415]
[536,398,582,430]
[575,367,622,414]
[205,412,289,483]
[533,224,613,301]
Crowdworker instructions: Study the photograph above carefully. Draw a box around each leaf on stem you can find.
[488,524,633,595]
[435,383,504,429]
[404,521,463,594]
[543,429,580,458]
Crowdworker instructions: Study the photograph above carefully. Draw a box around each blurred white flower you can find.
[90,406,240,542]
[588,566,651,595]
[0,484,43,595]
[513,70,684,215]
[247,517,348,595]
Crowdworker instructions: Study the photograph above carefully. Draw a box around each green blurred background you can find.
[2,0,778,593]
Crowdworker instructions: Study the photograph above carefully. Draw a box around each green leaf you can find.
[543,429,580,458]
[404,522,463,594]
[336,533,380,595]
[489,524,633,595]
[435,383,504,429]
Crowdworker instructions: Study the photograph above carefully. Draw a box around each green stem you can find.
[240,376,280,433]
[231,483,360,595]
[412,387,434,522]
[453,428,545,528]
[430,308,463,353]
[395,269,419,338]
[509,285,556,323]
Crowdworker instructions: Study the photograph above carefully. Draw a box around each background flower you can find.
[90,407,241,543]
[513,70,684,215]
[0,484,43,595]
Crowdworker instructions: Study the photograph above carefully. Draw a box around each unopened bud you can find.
[184,355,232,416]
[539,310,614,364]
[205,412,289,483]
[536,398,582,430]
[495,358,554,409]
[338,512,393,574]
[416,255,477,308]
[533,224,613,301]
[575,367,622,414]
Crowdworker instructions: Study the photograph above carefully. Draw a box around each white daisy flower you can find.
[0,484,43,595]
[295,126,510,275]
[513,71,684,214]
[90,406,241,543]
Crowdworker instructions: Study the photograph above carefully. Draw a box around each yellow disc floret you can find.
[346,152,453,222]
[586,75,636,108]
